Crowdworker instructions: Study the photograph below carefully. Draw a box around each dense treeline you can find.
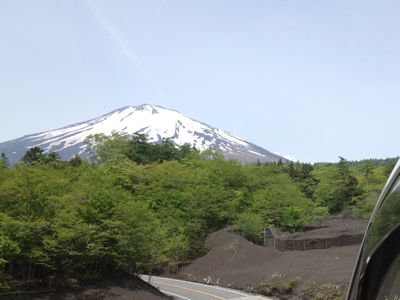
[0,133,396,291]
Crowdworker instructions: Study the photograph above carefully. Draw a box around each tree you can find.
[315,157,363,213]
[235,212,264,244]
[21,146,45,164]
[1,152,9,167]
[69,155,82,167]
[127,133,153,164]
[337,157,362,204]
[283,162,319,199]
[285,161,296,178]
[86,132,198,165]
[43,151,60,163]
[157,138,177,162]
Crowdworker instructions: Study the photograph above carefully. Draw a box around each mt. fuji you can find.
[0,104,286,164]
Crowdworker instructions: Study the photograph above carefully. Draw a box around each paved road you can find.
[142,275,271,300]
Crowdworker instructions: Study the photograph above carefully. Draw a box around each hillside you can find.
[0,133,395,296]
[175,227,361,299]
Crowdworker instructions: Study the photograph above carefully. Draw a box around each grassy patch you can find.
[302,283,344,300]
[256,273,299,299]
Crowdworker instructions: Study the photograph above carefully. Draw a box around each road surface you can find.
[142,275,271,300]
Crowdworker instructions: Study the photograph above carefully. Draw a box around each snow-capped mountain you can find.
[0,104,286,164]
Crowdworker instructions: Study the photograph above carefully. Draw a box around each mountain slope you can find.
[0,104,286,164]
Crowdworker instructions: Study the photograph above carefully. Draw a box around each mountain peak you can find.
[115,104,158,113]
[0,104,286,164]
[133,103,156,110]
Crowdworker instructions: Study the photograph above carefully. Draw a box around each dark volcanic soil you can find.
[175,227,363,298]
[11,274,170,300]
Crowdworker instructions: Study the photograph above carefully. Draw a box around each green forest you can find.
[0,132,397,291]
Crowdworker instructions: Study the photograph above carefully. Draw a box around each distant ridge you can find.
[0,104,286,164]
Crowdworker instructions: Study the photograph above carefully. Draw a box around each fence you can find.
[264,228,364,251]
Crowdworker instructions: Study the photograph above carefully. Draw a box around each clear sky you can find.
[0,0,399,162]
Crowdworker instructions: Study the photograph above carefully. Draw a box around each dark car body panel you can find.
[347,160,400,299]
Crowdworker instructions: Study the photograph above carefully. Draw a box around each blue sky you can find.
[0,0,399,162]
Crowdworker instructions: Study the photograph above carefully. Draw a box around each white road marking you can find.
[231,298,269,300]
[161,289,192,300]
[150,276,249,297]
[152,280,225,300]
